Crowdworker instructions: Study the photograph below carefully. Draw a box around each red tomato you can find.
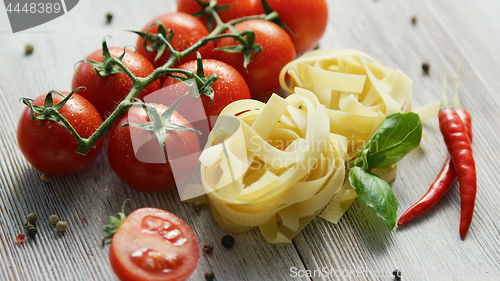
[72,47,160,118]
[17,92,104,176]
[107,104,199,193]
[253,0,328,54]
[162,59,251,120]
[136,13,214,68]
[213,19,295,100]
[177,0,254,27]
[110,208,200,281]
[160,59,251,147]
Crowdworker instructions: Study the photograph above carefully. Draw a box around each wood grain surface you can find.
[1,0,499,280]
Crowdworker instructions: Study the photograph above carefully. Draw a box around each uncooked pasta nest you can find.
[280,48,414,158]
[196,49,424,243]
[199,89,347,243]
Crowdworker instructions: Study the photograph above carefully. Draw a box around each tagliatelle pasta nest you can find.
[195,49,422,243]
[198,89,347,243]
[280,49,414,158]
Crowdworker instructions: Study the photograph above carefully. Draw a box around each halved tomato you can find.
[109,208,200,281]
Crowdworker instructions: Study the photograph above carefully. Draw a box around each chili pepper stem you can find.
[440,68,451,110]
[453,66,463,109]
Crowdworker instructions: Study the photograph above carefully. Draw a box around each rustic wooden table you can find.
[1,0,499,280]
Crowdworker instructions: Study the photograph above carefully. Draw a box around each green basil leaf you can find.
[349,167,398,230]
[365,112,422,168]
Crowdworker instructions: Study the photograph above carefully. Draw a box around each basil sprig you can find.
[349,112,422,230]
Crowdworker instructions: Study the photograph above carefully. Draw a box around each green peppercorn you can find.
[24,44,34,56]
[40,173,51,183]
[221,235,235,249]
[49,215,59,226]
[55,221,67,232]
[26,226,37,238]
[26,213,37,225]
[205,271,215,281]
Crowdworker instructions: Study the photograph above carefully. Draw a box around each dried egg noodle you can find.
[197,49,420,243]
[279,49,414,158]
[199,89,347,243]
[276,49,418,227]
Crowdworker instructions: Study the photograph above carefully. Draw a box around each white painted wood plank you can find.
[1,0,500,280]
[292,0,500,281]
[0,1,310,280]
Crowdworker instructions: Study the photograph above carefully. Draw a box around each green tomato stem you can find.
[66,6,274,155]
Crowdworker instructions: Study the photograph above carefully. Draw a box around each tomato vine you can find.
[20,1,280,155]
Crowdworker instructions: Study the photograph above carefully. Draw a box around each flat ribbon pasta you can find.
[199,88,347,243]
[280,49,413,158]
[280,49,415,225]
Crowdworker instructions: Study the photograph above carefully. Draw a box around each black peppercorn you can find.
[393,269,401,280]
[203,244,214,254]
[192,202,202,211]
[221,235,235,248]
[422,62,430,75]
[411,16,417,25]
[106,13,113,24]
[205,270,215,281]
[26,226,37,238]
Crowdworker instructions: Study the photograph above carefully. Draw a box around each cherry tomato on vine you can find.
[253,0,328,54]
[107,103,199,194]
[17,92,104,176]
[162,59,251,121]
[213,19,295,100]
[72,47,160,118]
[109,208,200,281]
[177,0,254,27]
[161,59,251,147]
[136,12,214,68]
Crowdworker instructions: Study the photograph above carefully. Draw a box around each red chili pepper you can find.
[440,69,476,238]
[398,156,457,226]
[398,69,476,239]
[397,109,471,226]
[439,107,476,239]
